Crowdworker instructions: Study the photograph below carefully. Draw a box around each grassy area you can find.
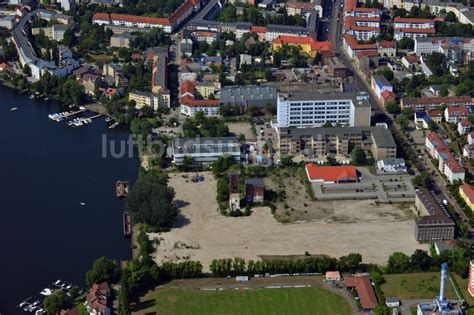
[134,287,352,315]
[87,53,114,62]
[381,272,458,300]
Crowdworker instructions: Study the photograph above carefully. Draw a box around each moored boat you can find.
[116,181,129,198]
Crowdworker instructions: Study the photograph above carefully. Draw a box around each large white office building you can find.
[276,91,371,128]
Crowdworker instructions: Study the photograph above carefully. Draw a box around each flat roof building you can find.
[171,137,241,165]
[220,85,277,111]
[276,91,371,128]
[277,126,396,161]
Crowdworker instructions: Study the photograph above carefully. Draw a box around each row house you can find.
[425,131,465,183]
[343,34,377,58]
[344,16,380,41]
[345,0,381,18]
[444,106,469,124]
[286,2,322,17]
[393,17,436,40]
[401,96,473,110]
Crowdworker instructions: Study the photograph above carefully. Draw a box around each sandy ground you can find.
[227,122,256,141]
[150,172,427,271]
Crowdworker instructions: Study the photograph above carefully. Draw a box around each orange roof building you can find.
[305,164,359,184]
[272,35,334,58]
[345,276,378,311]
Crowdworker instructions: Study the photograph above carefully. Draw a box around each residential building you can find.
[305,164,359,184]
[434,240,458,255]
[92,0,200,33]
[151,48,168,94]
[376,158,407,173]
[344,276,378,312]
[385,298,400,308]
[343,34,377,58]
[425,131,465,183]
[458,119,471,135]
[85,282,111,315]
[277,126,397,160]
[371,74,393,99]
[110,32,137,48]
[463,143,474,159]
[102,63,128,86]
[344,16,380,41]
[239,53,252,65]
[415,111,432,129]
[414,37,474,64]
[245,178,264,204]
[81,74,102,95]
[171,137,241,165]
[460,183,474,211]
[380,90,396,107]
[276,91,371,128]
[180,80,220,116]
[52,24,71,41]
[220,85,277,113]
[393,18,436,40]
[377,41,396,57]
[345,0,381,18]
[326,57,348,78]
[0,16,16,30]
[286,2,321,16]
[191,30,219,44]
[444,106,469,124]
[129,90,169,110]
[469,131,474,145]
[415,189,456,241]
[196,81,220,99]
[272,36,334,58]
[59,0,75,11]
[401,55,419,70]
[401,96,473,110]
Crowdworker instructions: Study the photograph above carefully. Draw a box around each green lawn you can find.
[381,272,457,300]
[134,287,352,315]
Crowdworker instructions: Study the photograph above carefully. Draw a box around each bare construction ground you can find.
[150,172,427,271]
[227,122,256,141]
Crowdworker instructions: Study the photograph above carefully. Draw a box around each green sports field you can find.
[134,286,353,315]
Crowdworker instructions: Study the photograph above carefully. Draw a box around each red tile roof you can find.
[395,27,436,34]
[356,50,379,58]
[378,40,396,48]
[344,34,377,50]
[394,17,435,24]
[273,35,334,53]
[446,105,469,117]
[403,96,472,106]
[402,55,419,64]
[381,90,396,100]
[306,164,358,182]
[427,131,465,174]
[345,276,377,309]
[250,25,267,33]
[427,109,443,117]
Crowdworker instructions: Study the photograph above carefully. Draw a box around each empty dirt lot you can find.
[149,172,427,271]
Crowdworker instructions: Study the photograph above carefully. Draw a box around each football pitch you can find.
[134,286,353,315]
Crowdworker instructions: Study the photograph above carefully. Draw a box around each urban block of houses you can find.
[414,37,474,64]
[286,1,322,16]
[179,79,220,116]
[371,74,393,99]
[305,164,359,184]
[401,96,473,110]
[343,34,377,58]
[425,131,465,183]
[459,183,474,211]
[110,32,138,48]
[272,35,334,58]
[444,106,469,124]
[458,119,471,135]
[344,15,380,41]
[171,137,241,165]
[393,17,436,40]
[277,126,397,161]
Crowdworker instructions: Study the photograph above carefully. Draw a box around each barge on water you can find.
[116,181,129,198]
[123,212,132,237]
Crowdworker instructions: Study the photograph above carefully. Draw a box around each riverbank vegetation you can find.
[126,168,178,231]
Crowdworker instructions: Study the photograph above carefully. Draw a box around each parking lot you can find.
[311,167,416,202]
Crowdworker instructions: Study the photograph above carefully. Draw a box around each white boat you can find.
[80,202,85,206]
[10,107,18,111]
[39,288,52,296]
[54,279,61,285]
[29,94,35,99]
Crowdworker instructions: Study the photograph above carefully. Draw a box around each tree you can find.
[22,64,31,76]
[126,169,178,230]
[428,120,438,131]
[396,114,409,130]
[85,257,121,286]
[439,84,450,97]
[44,290,69,315]
[376,68,394,81]
[410,249,433,272]
[351,146,367,165]
[387,252,411,273]
[398,37,414,50]
[337,253,362,272]
[312,52,322,66]
[385,101,400,114]
[445,11,457,23]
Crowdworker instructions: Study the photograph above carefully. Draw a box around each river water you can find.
[0,86,139,314]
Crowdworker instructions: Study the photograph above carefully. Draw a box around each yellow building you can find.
[272,35,334,58]
[196,81,220,99]
[460,183,474,211]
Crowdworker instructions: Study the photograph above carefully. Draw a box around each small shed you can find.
[325,271,342,281]
[385,297,400,307]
